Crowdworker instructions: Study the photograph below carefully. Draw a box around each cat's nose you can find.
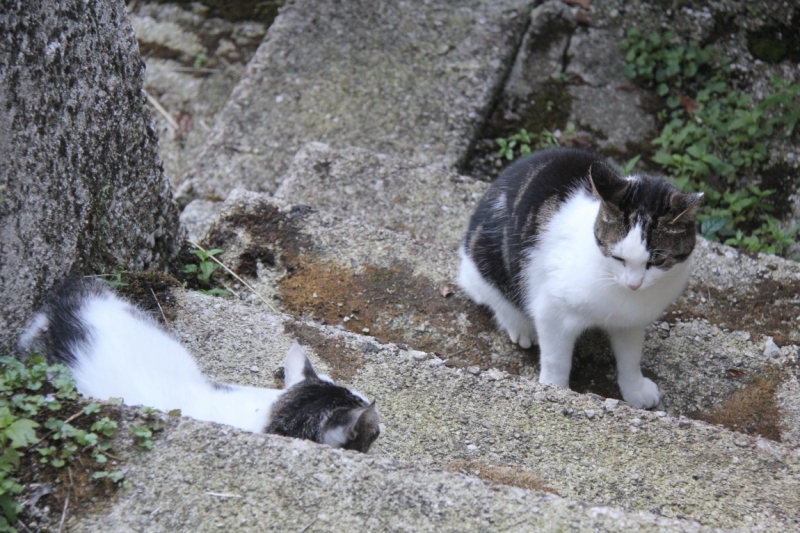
[627,280,642,290]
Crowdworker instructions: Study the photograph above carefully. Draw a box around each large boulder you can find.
[0,0,181,353]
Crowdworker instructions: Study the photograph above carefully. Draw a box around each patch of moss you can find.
[693,369,784,441]
[746,12,800,64]
[113,271,182,325]
[276,260,523,373]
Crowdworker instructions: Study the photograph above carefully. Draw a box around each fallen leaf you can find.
[727,368,745,378]
[680,94,698,114]
[440,284,454,298]
[562,0,590,9]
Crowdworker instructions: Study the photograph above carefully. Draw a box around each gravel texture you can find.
[66,290,799,531]
[129,2,268,188]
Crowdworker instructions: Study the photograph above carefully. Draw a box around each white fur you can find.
[457,245,537,349]
[459,190,692,409]
[67,293,282,433]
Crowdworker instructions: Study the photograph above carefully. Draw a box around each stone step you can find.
[71,412,716,533]
[72,287,798,531]
[199,166,800,448]
[273,142,487,248]
[175,0,531,204]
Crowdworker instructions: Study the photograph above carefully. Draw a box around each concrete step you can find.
[175,0,531,204]
[71,288,799,531]
[273,142,487,248]
[196,152,800,448]
[71,411,717,533]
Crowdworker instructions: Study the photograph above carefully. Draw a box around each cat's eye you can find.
[611,255,625,265]
[647,257,667,269]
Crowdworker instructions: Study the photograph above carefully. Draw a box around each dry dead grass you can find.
[448,459,559,495]
[694,369,785,441]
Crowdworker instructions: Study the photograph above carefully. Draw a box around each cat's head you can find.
[265,343,380,453]
[589,162,703,291]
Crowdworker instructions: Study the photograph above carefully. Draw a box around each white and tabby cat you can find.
[458,147,702,408]
[18,278,380,452]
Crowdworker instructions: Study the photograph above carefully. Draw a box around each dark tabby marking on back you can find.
[463,147,701,305]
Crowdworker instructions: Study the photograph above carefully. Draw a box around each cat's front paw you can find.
[620,378,661,409]
[508,329,533,349]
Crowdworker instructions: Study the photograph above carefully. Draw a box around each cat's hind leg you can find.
[457,247,537,348]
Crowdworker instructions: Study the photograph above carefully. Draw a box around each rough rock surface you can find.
[129,3,268,187]
[66,290,800,531]
[71,417,719,532]
[273,142,486,247]
[198,183,800,446]
[0,0,180,353]
[175,0,530,203]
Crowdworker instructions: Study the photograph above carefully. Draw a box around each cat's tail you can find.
[17,311,49,355]
[17,277,107,363]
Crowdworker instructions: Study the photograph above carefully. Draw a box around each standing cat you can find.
[18,278,380,452]
[458,147,702,408]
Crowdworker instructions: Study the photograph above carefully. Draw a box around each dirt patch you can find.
[204,202,313,277]
[666,276,800,346]
[113,271,182,325]
[148,0,284,24]
[746,11,800,64]
[570,329,623,400]
[448,459,558,495]
[759,161,797,222]
[283,322,364,382]
[19,400,124,532]
[693,369,785,441]
[276,260,536,374]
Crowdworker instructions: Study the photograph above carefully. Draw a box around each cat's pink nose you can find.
[628,280,642,290]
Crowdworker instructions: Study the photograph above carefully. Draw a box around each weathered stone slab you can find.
[273,143,487,247]
[176,0,531,203]
[70,416,716,532]
[200,187,800,445]
[69,288,798,531]
[0,0,180,353]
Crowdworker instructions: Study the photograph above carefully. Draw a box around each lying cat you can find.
[18,278,380,452]
[458,147,702,409]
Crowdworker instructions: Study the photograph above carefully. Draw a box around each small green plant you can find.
[495,124,574,161]
[183,248,231,296]
[100,271,129,288]
[0,356,126,531]
[129,406,176,450]
[620,28,800,255]
[193,51,207,70]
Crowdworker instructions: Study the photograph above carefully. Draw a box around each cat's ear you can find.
[283,342,319,388]
[589,162,629,206]
[323,401,380,450]
[668,192,704,224]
